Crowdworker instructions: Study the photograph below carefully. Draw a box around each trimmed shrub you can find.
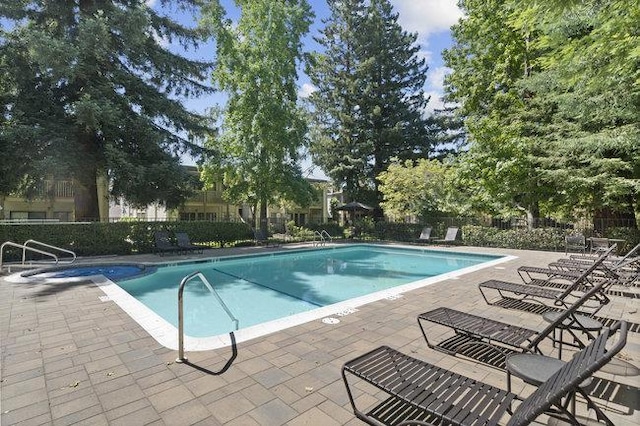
[461,225,564,251]
[0,221,254,260]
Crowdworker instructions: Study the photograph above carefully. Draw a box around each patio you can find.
[1,244,638,425]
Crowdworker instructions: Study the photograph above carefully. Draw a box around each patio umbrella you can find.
[335,201,373,212]
[335,201,373,224]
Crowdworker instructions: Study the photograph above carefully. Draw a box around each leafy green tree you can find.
[201,0,315,235]
[307,0,431,215]
[445,0,639,226]
[523,1,640,225]
[444,0,551,225]
[1,0,213,221]
[378,159,449,222]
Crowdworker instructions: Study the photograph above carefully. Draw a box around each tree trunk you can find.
[259,197,268,237]
[526,201,540,229]
[73,131,100,221]
[74,166,100,222]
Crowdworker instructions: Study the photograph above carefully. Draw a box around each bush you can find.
[0,221,254,260]
[461,225,564,251]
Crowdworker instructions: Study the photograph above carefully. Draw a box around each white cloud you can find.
[145,0,158,7]
[298,82,317,99]
[424,90,445,114]
[426,66,451,92]
[391,0,463,67]
[391,0,464,40]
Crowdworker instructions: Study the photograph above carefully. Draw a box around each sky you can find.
[151,0,465,176]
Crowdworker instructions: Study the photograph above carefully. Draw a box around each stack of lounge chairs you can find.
[342,241,638,426]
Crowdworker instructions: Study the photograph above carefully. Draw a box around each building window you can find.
[53,211,71,222]
[290,213,306,226]
[10,211,46,220]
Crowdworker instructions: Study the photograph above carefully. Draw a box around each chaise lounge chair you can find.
[342,321,627,426]
[416,227,433,243]
[478,246,615,310]
[433,226,459,244]
[153,231,178,256]
[176,232,204,254]
[418,278,609,368]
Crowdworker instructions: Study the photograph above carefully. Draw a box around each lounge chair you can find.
[565,233,586,254]
[478,246,615,310]
[569,241,640,262]
[516,251,639,298]
[176,232,204,254]
[552,242,640,280]
[416,227,433,243]
[342,321,627,426]
[153,231,178,255]
[418,278,609,367]
[433,226,459,244]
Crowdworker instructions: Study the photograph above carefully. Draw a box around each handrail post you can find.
[176,271,199,362]
[176,271,239,363]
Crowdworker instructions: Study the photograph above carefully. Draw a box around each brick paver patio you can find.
[1,244,638,425]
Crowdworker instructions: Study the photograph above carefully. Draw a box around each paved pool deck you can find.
[1,243,638,425]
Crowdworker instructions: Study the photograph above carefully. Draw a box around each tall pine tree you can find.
[0,0,212,221]
[307,0,431,215]
[305,0,367,203]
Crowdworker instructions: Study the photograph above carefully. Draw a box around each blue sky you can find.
[152,0,463,115]
[153,0,464,176]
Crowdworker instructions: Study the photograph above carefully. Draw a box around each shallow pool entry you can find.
[22,264,152,281]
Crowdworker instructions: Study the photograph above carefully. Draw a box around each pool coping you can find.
[91,244,517,351]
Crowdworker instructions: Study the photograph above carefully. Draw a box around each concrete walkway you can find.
[1,244,638,425]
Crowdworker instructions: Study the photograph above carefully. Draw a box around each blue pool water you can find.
[116,245,502,338]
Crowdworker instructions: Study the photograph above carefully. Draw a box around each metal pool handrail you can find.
[176,271,239,364]
[0,241,58,272]
[23,239,76,265]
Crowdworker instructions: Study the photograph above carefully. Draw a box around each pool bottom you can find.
[94,248,516,351]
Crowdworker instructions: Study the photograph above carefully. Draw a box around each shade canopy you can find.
[335,201,373,212]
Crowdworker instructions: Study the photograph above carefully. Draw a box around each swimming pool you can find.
[95,244,513,350]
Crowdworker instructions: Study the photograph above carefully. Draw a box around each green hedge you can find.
[461,225,565,251]
[0,221,254,260]
[3,220,637,260]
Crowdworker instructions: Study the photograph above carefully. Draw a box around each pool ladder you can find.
[0,239,76,272]
[176,272,238,372]
[313,230,333,247]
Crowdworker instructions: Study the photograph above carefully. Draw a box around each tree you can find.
[305,0,367,204]
[0,0,212,221]
[307,0,431,215]
[378,158,462,222]
[443,0,553,225]
[201,0,315,235]
[445,0,639,226]
[523,0,640,225]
